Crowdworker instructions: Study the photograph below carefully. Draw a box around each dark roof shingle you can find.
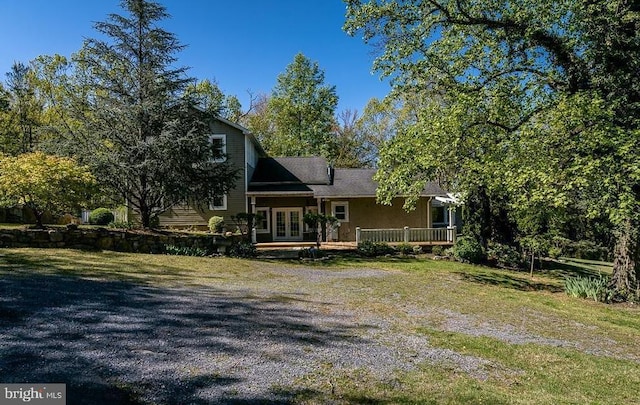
[311,168,447,197]
[249,157,330,185]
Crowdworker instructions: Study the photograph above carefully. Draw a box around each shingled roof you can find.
[248,159,448,198]
[248,157,330,194]
[311,169,448,198]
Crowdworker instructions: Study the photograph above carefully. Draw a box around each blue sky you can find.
[0,0,390,114]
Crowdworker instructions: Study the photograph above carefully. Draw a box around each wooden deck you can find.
[256,240,453,251]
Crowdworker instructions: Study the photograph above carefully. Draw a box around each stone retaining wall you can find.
[0,227,235,254]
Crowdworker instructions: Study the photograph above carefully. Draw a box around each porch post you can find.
[427,197,432,228]
[250,196,257,244]
[404,226,410,243]
[318,198,326,242]
[356,227,361,245]
[447,205,455,243]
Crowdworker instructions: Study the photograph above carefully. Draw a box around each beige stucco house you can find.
[158,116,458,243]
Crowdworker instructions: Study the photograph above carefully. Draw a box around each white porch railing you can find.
[355,226,456,244]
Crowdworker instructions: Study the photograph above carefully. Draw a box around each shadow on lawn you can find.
[0,252,365,405]
[455,258,615,294]
[455,271,564,293]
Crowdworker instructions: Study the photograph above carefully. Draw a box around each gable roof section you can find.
[311,168,448,198]
[247,158,448,197]
[248,157,330,195]
[249,157,330,185]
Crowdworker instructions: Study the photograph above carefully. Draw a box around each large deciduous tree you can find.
[344,0,640,299]
[184,79,244,122]
[70,0,238,228]
[0,152,96,228]
[258,53,338,158]
[0,62,44,154]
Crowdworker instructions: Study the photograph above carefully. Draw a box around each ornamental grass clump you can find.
[564,274,615,303]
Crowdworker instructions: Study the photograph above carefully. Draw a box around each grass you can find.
[0,248,638,404]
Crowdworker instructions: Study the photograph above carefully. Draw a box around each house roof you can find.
[249,157,330,185]
[311,168,448,198]
[247,157,448,198]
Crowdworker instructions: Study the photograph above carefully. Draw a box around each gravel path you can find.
[0,264,628,404]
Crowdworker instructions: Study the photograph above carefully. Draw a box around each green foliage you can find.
[227,240,257,258]
[519,236,550,257]
[548,246,563,259]
[565,240,609,261]
[396,243,414,255]
[0,62,44,155]
[107,220,134,230]
[255,53,338,158]
[164,244,208,257]
[61,0,239,228]
[357,240,395,257]
[431,245,445,256]
[452,236,485,264]
[299,247,325,259]
[184,79,243,121]
[230,212,263,240]
[344,0,640,298]
[487,242,525,270]
[565,274,615,303]
[304,212,338,247]
[88,208,114,226]
[208,216,224,233]
[0,151,96,227]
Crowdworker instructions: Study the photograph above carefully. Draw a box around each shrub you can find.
[452,236,485,264]
[487,242,524,269]
[566,240,609,261]
[431,245,444,255]
[227,240,257,258]
[108,221,133,230]
[299,247,325,259]
[164,244,208,257]
[565,274,614,303]
[548,246,563,259]
[89,208,114,225]
[396,243,414,255]
[357,240,395,257]
[412,245,423,254]
[208,216,224,233]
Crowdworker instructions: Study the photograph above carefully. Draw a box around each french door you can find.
[272,208,303,241]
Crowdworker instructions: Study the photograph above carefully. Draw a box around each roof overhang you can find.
[247,191,315,197]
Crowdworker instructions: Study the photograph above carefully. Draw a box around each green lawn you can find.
[0,248,637,404]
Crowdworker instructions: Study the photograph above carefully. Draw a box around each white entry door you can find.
[272,208,303,241]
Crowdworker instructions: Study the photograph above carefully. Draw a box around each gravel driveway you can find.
[0,263,621,404]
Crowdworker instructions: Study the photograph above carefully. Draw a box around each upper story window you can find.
[209,134,226,162]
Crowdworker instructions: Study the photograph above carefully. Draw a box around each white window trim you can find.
[255,207,270,234]
[209,194,227,211]
[331,201,349,222]
[209,134,227,162]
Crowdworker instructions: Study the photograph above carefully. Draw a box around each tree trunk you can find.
[30,206,44,229]
[140,205,152,229]
[530,251,534,278]
[611,218,640,300]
